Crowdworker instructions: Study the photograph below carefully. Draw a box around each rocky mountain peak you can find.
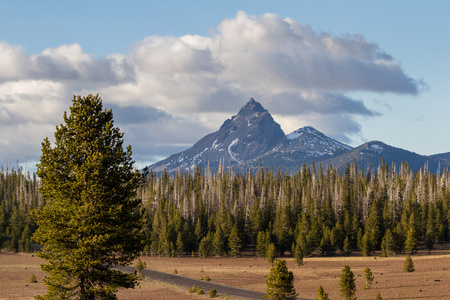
[237,98,266,115]
[151,98,286,172]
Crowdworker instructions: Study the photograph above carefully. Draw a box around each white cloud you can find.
[0,41,134,85]
[0,11,422,166]
[0,80,67,124]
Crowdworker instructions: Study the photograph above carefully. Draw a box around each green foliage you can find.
[381,229,395,257]
[188,285,197,293]
[31,94,146,300]
[256,230,269,257]
[135,259,147,279]
[363,266,374,289]
[361,232,371,256]
[199,233,213,258]
[339,265,356,300]
[266,242,278,264]
[405,227,419,254]
[228,224,243,257]
[293,242,304,266]
[342,236,352,256]
[30,274,38,283]
[213,226,227,256]
[208,288,217,298]
[196,288,205,295]
[0,167,39,254]
[376,292,382,300]
[176,232,185,256]
[137,158,450,261]
[264,259,297,300]
[315,285,329,300]
[403,254,415,272]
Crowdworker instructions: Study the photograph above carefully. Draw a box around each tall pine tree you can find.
[32,94,146,300]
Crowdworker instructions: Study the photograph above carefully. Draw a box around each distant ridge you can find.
[150,98,450,174]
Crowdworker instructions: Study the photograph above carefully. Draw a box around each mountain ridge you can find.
[150,98,450,174]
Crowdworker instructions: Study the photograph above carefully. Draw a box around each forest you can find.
[0,165,41,252]
[1,159,450,259]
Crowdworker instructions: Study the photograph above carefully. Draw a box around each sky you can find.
[1,0,449,172]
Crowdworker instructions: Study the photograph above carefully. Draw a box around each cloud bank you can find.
[0,11,421,167]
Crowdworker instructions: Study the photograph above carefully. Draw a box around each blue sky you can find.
[1,1,449,170]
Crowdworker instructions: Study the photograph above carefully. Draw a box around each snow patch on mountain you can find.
[228,138,240,163]
[287,131,303,140]
[371,144,383,151]
[211,138,220,150]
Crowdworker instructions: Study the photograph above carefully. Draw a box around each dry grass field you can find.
[1,245,450,300]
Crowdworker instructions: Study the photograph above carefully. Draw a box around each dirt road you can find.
[120,266,311,300]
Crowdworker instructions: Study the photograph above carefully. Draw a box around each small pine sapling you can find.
[403,254,415,272]
[363,266,374,289]
[315,285,329,300]
[339,265,357,300]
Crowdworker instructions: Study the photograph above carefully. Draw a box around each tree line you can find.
[140,160,450,259]
[1,159,450,258]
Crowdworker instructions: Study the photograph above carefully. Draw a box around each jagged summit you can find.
[238,98,266,115]
[152,98,285,172]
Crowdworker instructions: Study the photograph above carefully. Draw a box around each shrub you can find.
[134,258,146,279]
[209,288,217,298]
[189,284,197,293]
[30,274,38,283]
[196,288,205,295]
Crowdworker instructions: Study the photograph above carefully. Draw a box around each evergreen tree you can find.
[176,232,185,257]
[228,224,243,257]
[256,230,269,257]
[293,242,304,266]
[315,285,329,300]
[199,233,213,258]
[404,227,419,254]
[425,207,435,253]
[266,242,278,264]
[342,236,352,256]
[363,266,374,289]
[403,254,415,272]
[381,229,394,257]
[264,259,297,300]
[392,223,406,254]
[361,232,371,256]
[32,95,146,300]
[339,265,357,300]
[213,226,226,256]
[319,226,335,256]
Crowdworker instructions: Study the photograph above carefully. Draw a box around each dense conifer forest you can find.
[0,165,41,252]
[1,160,450,259]
[139,160,450,258]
